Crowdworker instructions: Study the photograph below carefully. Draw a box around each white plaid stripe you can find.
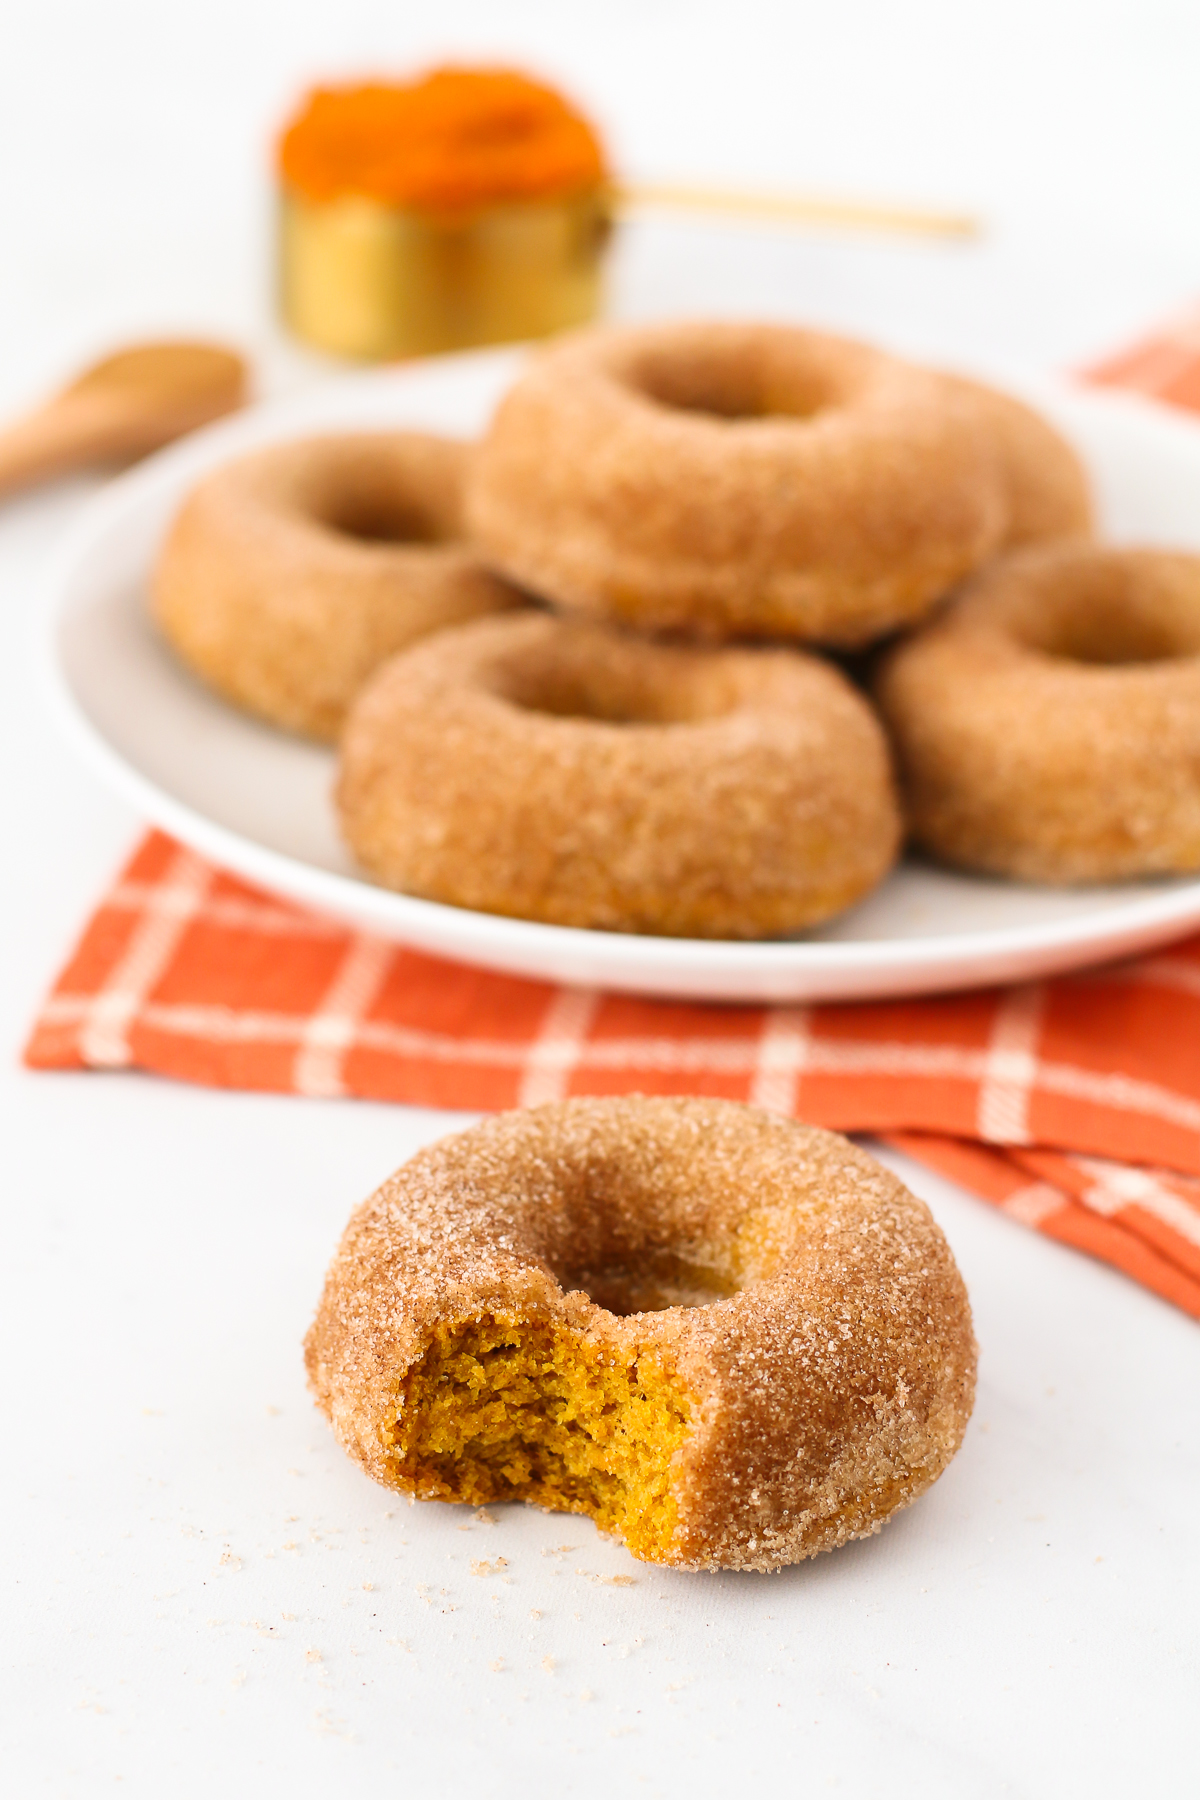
[106,882,348,940]
[748,1007,812,1114]
[292,935,394,1099]
[38,990,1200,1142]
[517,988,600,1107]
[77,848,212,1068]
[1070,1154,1200,1249]
[1002,1182,1066,1228]
[977,983,1044,1144]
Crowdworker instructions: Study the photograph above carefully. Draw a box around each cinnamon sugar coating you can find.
[466,321,1086,647]
[947,375,1094,546]
[875,543,1200,881]
[305,1097,977,1571]
[153,432,525,741]
[336,610,901,937]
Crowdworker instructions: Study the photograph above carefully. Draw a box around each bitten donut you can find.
[153,432,524,741]
[466,320,1090,647]
[305,1097,977,1571]
[875,544,1200,882]
[336,610,902,937]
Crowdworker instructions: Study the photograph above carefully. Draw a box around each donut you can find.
[304,1097,977,1571]
[153,432,525,741]
[948,375,1093,547]
[875,543,1200,882]
[336,610,902,937]
[465,320,1089,647]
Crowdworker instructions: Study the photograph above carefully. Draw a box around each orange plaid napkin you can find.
[25,307,1200,1322]
[26,832,1200,1320]
[1083,300,1200,407]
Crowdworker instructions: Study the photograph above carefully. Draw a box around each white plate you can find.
[42,345,1200,1002]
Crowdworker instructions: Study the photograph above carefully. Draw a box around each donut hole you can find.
[319,488,454,547]
[563,1251,739,1315]
[1014,563,1200,666]
[628,342,835,422]
[1040,613,1194,666]
[284,444,464,547]
[490,637,744,725]
[391,1316,694,1562]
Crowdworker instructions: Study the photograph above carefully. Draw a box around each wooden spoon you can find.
[0,340,247,500]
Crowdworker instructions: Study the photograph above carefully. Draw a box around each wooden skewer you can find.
[616,181,980,242]
[0,341,247,502]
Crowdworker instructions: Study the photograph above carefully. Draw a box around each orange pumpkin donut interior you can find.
[304,1097,977,1570]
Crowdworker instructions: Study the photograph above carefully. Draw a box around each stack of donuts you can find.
[154,320,1200,936]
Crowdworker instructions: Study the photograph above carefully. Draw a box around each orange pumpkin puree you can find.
[278,67,608,214]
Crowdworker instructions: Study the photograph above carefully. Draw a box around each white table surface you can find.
[3,4,1199,1795]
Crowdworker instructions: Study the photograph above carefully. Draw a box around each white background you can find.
[2,4,1199,1795]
